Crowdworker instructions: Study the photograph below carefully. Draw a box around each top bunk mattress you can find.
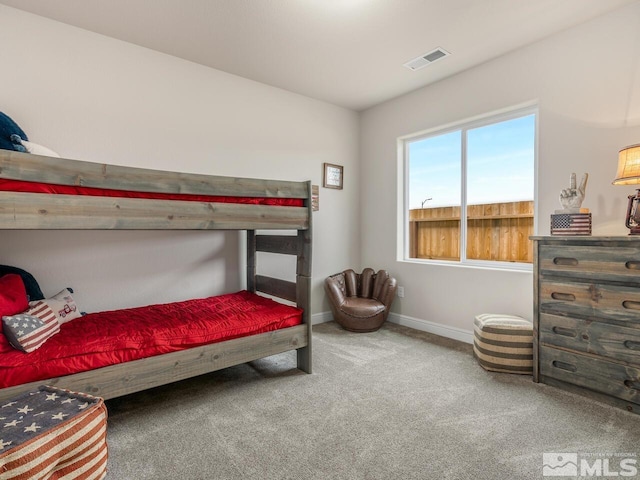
[0,290,302,389]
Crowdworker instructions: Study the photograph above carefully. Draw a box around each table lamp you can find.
[613,144,640,235]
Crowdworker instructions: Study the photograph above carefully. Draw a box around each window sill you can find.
[399,257,533,273]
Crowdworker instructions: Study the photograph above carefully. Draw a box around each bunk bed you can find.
[0,150,313,403]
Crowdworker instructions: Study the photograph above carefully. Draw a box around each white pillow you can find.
[22,140,60,158]
[30,288,81,324]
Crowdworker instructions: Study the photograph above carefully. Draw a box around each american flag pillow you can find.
[1,301,60,352]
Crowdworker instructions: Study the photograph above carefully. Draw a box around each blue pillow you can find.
[0,111,28,152]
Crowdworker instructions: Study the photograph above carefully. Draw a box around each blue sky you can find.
[408,114,535,209]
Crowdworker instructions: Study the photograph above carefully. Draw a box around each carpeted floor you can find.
[104,322,640,479]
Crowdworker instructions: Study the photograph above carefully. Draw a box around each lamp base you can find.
[626,189,640,235]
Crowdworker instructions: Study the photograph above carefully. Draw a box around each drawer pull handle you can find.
[551,292,576,301]
[625,261,640,270]
[553,257,578,266]
[552,360,577,372]
[552,326,577,337]
[624,379,640,391]
[622,300,640,311]
[624,340,640,351]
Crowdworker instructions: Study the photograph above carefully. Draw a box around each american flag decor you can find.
[0,386,107,479]
[1,302,59,353]
[550,213,592,236]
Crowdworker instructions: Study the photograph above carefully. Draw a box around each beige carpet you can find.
[104,322,640,479]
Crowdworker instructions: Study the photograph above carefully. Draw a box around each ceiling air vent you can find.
[403,47,450,71]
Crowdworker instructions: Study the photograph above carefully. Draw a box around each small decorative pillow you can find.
[31,288,81,324]
[2,301,59,352]
[0,274,29,317]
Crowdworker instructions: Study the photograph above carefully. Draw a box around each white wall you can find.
[0,6,360,314]
[360,2,640,341]
[3,4,639,337]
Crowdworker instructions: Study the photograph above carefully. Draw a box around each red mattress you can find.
[0,290,302,389]
[0,179,304,206]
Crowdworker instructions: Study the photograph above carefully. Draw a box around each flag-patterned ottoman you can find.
[0,386,107,479]
[473,313,533,374]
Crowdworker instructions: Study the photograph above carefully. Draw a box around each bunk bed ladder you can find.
[246,182,313,373]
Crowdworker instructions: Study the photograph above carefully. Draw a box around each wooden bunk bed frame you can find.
[0,150,312,402]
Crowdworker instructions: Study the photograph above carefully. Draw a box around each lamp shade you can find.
[613,144,640,185]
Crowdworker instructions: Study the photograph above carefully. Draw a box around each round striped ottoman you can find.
[473,313,533,374]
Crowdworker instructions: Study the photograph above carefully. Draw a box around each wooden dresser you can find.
[532,236,640,413]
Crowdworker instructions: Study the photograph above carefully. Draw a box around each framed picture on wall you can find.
[323,163,343,189]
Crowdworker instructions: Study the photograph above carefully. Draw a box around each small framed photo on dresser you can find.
[323,163,343,190]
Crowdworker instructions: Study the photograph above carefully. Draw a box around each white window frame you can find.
[397,103,538,271]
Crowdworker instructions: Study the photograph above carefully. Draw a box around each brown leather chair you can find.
[324,268,397,332]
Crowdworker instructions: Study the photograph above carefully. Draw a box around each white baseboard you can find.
[312,311,334,325]
[312,311,473,345]
[387,313,474,345]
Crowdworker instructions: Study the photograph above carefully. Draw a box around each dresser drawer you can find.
[539,345,640,405]
[539,244,640,284]
[539,313,640,365]
[539,280,640,324]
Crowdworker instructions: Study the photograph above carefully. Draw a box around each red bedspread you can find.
[0,179,304,206]
[0,290,302,389]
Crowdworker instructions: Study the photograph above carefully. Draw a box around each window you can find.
[403,107,536,266]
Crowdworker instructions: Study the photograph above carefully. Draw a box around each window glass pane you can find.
[466,114,535,262]
[408,131,461,260]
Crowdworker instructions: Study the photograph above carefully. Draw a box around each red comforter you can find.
[0,179,304,206]
[0,291,302,389]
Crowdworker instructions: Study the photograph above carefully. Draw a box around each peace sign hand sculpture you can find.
[559,172,589,211]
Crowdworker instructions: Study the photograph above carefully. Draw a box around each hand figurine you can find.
[559,173,588,210]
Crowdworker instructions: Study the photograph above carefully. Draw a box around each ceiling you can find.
[0,0,636,111]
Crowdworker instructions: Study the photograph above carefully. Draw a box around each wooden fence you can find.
[409,200,534,263]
